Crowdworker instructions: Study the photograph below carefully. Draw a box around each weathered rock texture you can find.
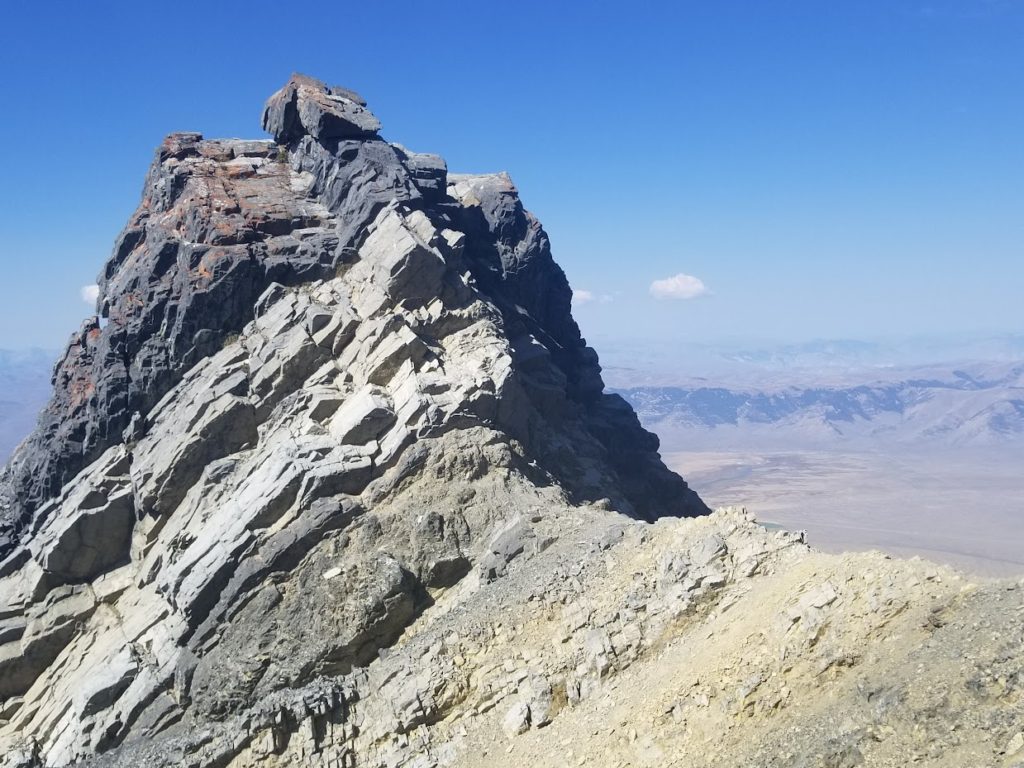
[3,75,1014,768]
[0,74,708,767]
[0,74,702,555]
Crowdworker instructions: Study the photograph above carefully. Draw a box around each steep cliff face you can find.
[0,75,706,767]
[0,74,702,556]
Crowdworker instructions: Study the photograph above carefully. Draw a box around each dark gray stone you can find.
[261,73,381,144]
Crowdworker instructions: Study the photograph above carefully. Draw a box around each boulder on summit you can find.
[0,74,708,767]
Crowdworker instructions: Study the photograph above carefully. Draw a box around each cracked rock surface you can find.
[0,74,705,767]
[2,74,1018,768]
[0,74,702,551]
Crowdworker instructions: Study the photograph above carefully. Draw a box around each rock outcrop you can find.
[0,74,707,767]
[3,74,1014,768]
[0,74,702,556]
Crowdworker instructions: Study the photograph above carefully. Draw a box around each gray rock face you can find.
[0,74,707,767]
[0,75,703,556]
[30,449,134,584]
[262,73,381,143]
[1,133,345,544]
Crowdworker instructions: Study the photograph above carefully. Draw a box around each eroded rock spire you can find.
[0,74,707,767]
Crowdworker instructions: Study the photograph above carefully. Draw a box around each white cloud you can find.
[649,273,710,300]
[80,284,100,306]
[572,289,613,306]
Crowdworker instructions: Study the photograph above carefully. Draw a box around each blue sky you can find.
[0,0,1021,351]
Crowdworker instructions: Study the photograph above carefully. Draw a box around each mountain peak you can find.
[0,73,1018,768]
[262,72,381,143]
[0,75,707,764]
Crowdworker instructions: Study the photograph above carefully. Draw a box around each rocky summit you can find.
[0,72,703,552]
[0,74,704,766]
[0,76,1021,768]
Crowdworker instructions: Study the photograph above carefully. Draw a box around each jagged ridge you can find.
[0,74,702,554]
[0,74,706,767]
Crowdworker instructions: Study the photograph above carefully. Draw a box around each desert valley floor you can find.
[667,447,1024,576]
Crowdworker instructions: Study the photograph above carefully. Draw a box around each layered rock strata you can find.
[0,74,701,553]
[0,74,706,767]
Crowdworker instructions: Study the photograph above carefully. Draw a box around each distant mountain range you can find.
[4,347,1024,460]
[595,333,1024,389]
[614,360,1024,450]
[0,348,53,461]
[715,336,1024,369]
